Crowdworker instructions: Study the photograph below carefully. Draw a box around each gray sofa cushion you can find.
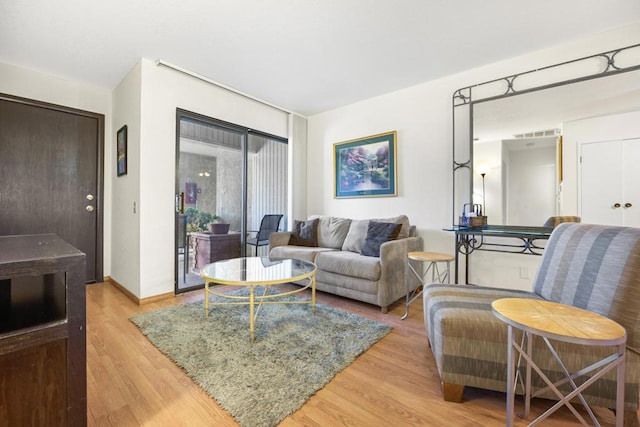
[391,215,411,239]
[316,270,379,297]
[310,216,352,249]
[341,219,369,253]
[270,245,337,263]
[315,250,381,281]
[341,215,410,253]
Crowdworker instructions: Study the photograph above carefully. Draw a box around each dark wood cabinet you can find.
[0,234,86,426]
[192,232,241,270]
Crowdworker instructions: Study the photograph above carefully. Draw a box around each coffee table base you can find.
[205,277,316,341]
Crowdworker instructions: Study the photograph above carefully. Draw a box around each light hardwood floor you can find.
[87,281,625,426]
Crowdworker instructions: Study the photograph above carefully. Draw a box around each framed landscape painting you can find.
[334,131,397,198]
[116,125,127,177]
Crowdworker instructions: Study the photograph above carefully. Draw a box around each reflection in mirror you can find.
[452,44,640,226]
[453,103,472,223]
[474,134,558,226]
[472,70,640,226]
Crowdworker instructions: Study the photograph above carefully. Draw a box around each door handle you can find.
[86,194,96,213]
[175,193,186,213]
[613,203,621,209]
[625,202,633,208]
[180,192,185,214]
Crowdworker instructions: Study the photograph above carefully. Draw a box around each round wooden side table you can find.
[492,298,627,427]
[402,251,454,320]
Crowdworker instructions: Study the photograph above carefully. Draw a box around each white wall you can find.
[3,22,638,296]
[307,23,640,290]
[289,114,308,231]
[507,144,556,226]
[307,80,456,255]
[0,61,114,277]
[111,61,142,295]
[0,58,297,299]
[130,59,290,299]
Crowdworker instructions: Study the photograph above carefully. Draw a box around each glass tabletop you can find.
[200,257,316,285]
[444,225,554,237]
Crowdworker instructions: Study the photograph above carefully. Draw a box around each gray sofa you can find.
[268,215,423,313]
[423,223,640,421]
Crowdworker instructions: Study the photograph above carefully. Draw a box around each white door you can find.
[622,138,640,226]
[580,138,640,226]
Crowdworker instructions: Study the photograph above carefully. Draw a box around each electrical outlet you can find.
[519,266,529,279]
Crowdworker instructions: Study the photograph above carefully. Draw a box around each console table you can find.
[445,225,554,283]
[192,231,241,270]
[0,234,86,426]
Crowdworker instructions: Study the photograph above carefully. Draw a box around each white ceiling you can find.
[1,0,640,116]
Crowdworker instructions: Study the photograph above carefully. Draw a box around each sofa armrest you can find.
[378,236,424,308]
[379,236,424,264]
[268,232,291,252]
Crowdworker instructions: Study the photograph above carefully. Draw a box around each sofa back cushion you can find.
[341,219,368,253]
[341,215,410,253]
[308,216,352,249]
[533,223,640,353]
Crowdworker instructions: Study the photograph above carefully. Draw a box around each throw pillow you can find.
[288,218,319,247]
[361,221,402,257]
[370,215,410,239]
[341,219,370,253]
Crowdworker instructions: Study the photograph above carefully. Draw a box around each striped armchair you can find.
[423,223,640,421]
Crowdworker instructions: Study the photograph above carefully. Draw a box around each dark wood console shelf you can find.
[192,231,241,270]
[0,234,86,426]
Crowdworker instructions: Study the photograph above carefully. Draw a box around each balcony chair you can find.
[423,223,640,423]
[246,214,283,256]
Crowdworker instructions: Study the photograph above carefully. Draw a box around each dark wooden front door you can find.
[0,94,104,283]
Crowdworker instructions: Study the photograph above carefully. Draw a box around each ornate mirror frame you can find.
[452,44,640,225]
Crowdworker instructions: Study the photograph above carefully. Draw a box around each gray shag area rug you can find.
[130,287,392,427]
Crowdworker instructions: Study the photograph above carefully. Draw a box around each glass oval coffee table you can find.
[200,257,317,341]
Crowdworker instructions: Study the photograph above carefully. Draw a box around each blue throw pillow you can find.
[361,221,402,257]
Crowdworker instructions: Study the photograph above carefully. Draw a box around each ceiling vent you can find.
[513,128,561,139]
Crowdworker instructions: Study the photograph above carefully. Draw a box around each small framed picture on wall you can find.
[185,182,197,204]
[117,125,127,177]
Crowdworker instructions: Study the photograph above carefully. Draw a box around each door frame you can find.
[0,92,105,282]
[174,108,288,294]
[174,109,248,294]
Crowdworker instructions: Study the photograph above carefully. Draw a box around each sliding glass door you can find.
[175,110,287,292]
[246,133,288,256]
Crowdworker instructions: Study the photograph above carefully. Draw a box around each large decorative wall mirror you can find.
[452,44,640,226]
